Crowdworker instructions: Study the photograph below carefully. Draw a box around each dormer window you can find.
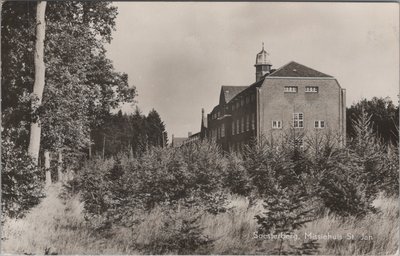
[284,86,298,93]
[306,86,319,93]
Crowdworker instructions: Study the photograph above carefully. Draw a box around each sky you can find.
[105,2,399,139]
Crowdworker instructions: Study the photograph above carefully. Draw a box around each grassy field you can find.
[2,184,398,255]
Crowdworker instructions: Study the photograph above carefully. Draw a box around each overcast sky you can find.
[105,2,399,138]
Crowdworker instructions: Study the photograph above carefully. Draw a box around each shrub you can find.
[1,129,45,218]
[71,141,228,230]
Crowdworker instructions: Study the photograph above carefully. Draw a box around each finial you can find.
[262,42,264,50]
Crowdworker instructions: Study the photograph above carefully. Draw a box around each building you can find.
[171,108,208,147]
[206,44,346,151]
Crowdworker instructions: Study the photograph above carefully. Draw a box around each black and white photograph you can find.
[1,1,399,255]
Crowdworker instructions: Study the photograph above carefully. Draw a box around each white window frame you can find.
[284,86,298,93]
[272,120,282,129]
[305,86,319,93]
[293,113,304,128]
[314,120,325,128]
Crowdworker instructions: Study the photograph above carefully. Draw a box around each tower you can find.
[255,43,272,81]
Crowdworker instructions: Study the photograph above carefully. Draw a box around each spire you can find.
[255,44,272,81]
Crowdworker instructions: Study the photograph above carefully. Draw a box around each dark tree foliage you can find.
[1,129,45,219]
[91,107,168,157]
[347,97,398,145]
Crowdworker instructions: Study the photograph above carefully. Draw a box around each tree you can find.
[347,97,398,145]
[146,109,167,148]
[27,0,47,164]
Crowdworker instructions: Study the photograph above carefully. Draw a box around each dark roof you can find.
[221,86,248,103]
[269,61,332,77]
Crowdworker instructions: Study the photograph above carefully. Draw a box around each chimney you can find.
[188,132,192,137]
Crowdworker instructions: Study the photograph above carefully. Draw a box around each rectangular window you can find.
[246,115,250,131]
[237,119,240,134]
[236,102,240,109]
[293,113,304,128]
[246,96,249,104]
[217,127,220,139]
[284,86,298,93]
[272,120,282,129]
[241,98,244,106]
[305,86,319,93]
[232,104,235,111]
[232,121,235,135]
[241,117,244,133]
[252,113,255,130]
[251,94,255,102]
[294,137,304,148]
[314,120,325,128]
[221,123,225,137]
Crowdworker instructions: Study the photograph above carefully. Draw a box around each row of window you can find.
[211,94,256,120]
[284,86,319,93]
[232,113,256,135]
[210,113,256,140]
[231,94,255,111]
[271,113,325,129]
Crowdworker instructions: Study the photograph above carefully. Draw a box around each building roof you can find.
[172,137,188,146]
[220,85,248,103]
[269,61,332,78]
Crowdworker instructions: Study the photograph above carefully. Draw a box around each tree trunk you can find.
[28,0,47,164]
[44,150,51,187]
[57,151,63,182]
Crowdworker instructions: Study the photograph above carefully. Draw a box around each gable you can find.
[269,61,332,78]
[220,85,248,104]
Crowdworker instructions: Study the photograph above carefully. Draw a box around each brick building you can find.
[206,45,346,151]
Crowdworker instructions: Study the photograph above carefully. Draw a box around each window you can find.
[241,117,245,133]
[221,123,225,137]
[246,96,249,104]
[246,115,250,131]
[284,86,298,93]
[293,113,304,128]
[251,113,255,130]
[232,121,235,135]
[236,102,240,109]
[236,119,240,134]
[251,94,255,102]
[272,120,282,129]
[314,120,325,128]
[306,86,319,93]
[294,137,304,148]
[232,104,235,111]
[241,98,244,106]
[217,127,220,139]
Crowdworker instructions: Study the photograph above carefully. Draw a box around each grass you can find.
[2,186,398,255]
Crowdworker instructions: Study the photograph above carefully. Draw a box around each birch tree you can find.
[28,0,47,164]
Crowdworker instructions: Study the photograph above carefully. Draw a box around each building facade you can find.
[206,45,346,151]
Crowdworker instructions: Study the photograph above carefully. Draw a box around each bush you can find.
[1,129,45,218]
[71,141,228,230]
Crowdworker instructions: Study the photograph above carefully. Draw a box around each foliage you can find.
[69,140,227,230]
[347,97,398,145]
[1,129,45,218]
[91,108,167,158]
[1,1,136,163]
